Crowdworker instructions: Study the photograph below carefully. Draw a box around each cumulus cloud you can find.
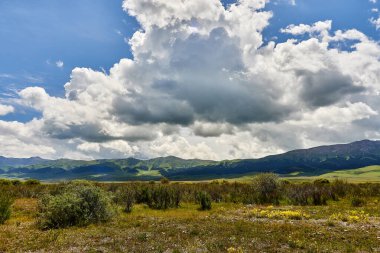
[280,20,332,37]
[0,120,56,158]
[329,29,368,42]
[0,104,14,116]
[298,70,364,107]
[192,122,235,137]
[1,0,380,160]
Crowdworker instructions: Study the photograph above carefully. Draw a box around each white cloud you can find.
[0,120,56,158]
[101,140,139,155]
[370,16,380,30]
[293,102,378,127]
[329,29,368,42]
[56,60,64,68]
[369,0,377,3]
[77,142,101,153]
[149,135,218,160]
[1,0,380,160]
[280,20,332,37]
[0,104,14,116]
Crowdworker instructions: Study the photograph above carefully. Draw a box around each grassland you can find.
[216,166,380,184]
[1,183,380,252]
[281,166,380,183]
[1,199,380,252]
[314,166,380,182]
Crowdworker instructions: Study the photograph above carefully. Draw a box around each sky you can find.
[0,0,380,160]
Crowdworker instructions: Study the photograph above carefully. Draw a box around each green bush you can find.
[197,191,212,210]
[251,173,281,204]
[134,185,181,210]
[147,185,181,210]
[37,182,115,229]
[0,192,13,224]
[115,187,135,213]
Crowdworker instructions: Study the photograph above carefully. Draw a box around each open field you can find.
[313,166,380,182]
[1,176,380,252]
[1,198,380,252]
[216,166,380,184]
[281,166,380,183]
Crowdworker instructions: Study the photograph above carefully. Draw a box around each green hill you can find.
[313,166,380,182]
[1,140,380,181]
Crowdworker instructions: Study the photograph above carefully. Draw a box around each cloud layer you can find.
[1,0,380,160]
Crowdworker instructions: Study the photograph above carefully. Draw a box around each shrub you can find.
[251,173,281,204]
[331,179,350,198]
[171,186,182,208]
[351,196,366,207]
[0,179,12,186]
[37,182,114,229]
[116,187,135,213]
[197,191,212,210]
[286,182,332,206]
[24,179,41,185]
[135,185,182,210]
[314,178,330,185]
[286,183,310,206]
[11,180,22,186]
[310,185,329,205]
[148,185,181,209]
[69,179,95,186]
[160,177,170,184]
[0,192,13,224]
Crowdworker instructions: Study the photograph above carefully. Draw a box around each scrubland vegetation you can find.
[0,174,380,252]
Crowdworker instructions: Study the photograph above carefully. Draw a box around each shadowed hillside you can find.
[1,140,380,181]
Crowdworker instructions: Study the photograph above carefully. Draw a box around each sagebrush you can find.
[37,182,114,229]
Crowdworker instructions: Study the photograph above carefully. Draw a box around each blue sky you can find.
[0,0,137,121]
[264,0,379,43]
[0,0,380,159]
[0,1,130,115]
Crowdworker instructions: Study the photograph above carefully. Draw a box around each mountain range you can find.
[1,140,380,181]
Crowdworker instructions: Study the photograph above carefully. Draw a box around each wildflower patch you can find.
[250,207,310,220]
[329,210,369,223]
